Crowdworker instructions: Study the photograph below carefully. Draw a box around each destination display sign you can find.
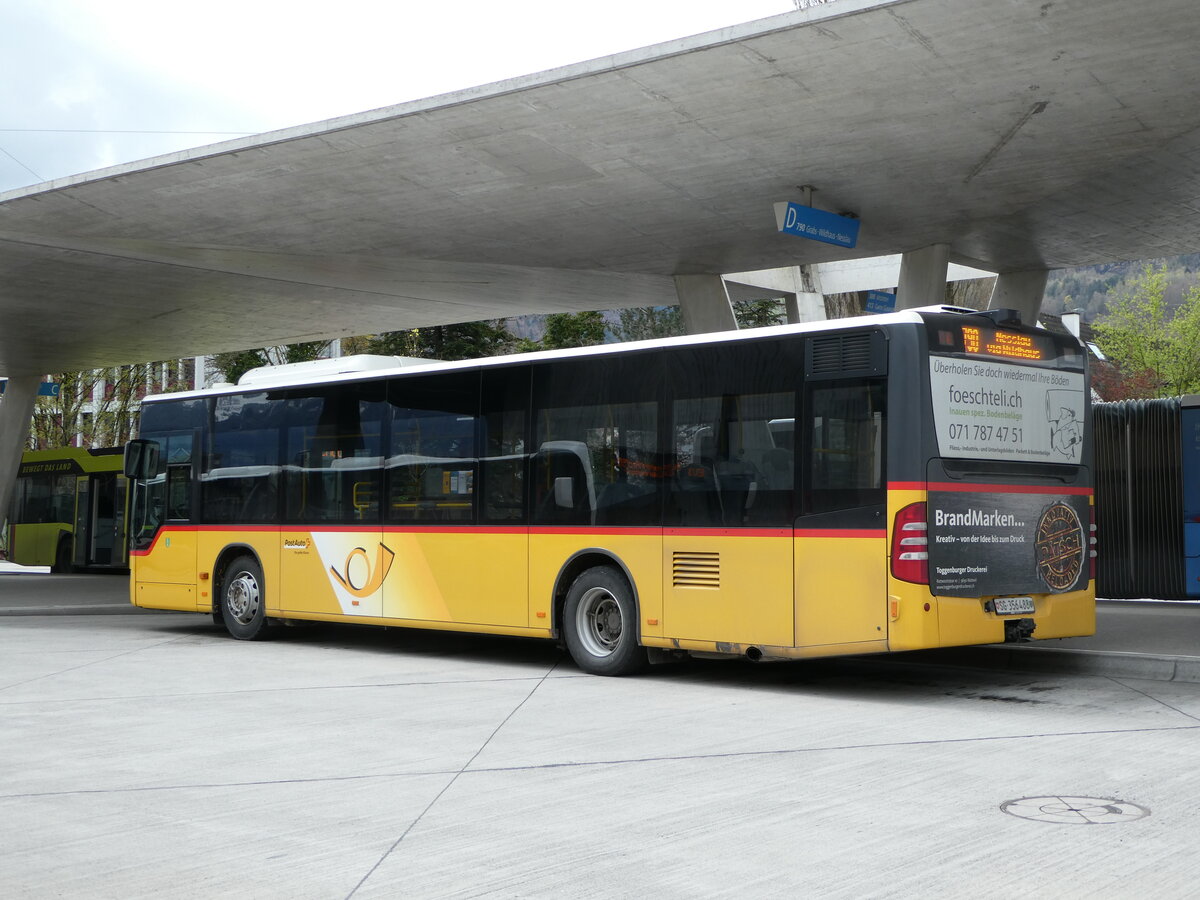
[928,490,1090,597]
[927,323,1062,365]
[929,357,1086,463]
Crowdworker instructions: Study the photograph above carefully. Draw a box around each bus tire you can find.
[220,555,270,641]
[563,566,646,676]
[54,537,74,574]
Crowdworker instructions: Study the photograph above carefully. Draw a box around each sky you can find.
[0,0,797,193]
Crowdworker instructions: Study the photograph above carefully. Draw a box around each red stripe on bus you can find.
[132,524,897,552]
[890,481,1092,496]
[664,527,792,538]
[795,529,887,539]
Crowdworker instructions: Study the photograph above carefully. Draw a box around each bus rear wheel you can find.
[220,555,270,640]
[563,566,646,676]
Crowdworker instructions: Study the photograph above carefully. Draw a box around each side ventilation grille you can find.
[810,333,873,373]
[806,330,885,379]
[673,551,720,589]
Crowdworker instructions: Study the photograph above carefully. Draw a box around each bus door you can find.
[73,475,91,568]
[381,371,528,628]
[75,473,127,568]
[111,475,129,567]
[793,358,889,650]
[664,385,796,648]
[131,430,200,609]
[280,384,389,619]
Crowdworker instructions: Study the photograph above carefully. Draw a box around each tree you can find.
[612,305,684,342]
[733,298,786,329]
[27,361,168,449]
[366,320,517,361]
[1093,264,1200,397]
[541,311,607,350]
[91,363,152,447]
[211,340,332,384]
[209,349,268,385]
[29,370,100,449]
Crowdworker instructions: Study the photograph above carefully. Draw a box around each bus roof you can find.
[141,306,1003,403]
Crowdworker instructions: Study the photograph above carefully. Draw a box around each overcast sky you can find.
[0,0,796,193]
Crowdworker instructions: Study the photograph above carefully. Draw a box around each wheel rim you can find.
[575,586,622,658]
[226,570,261,626]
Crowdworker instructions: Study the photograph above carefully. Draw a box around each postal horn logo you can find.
[1035,502,1084,592]
[330,543,395,598]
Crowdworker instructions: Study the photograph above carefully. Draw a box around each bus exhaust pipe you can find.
[744,647,787,663]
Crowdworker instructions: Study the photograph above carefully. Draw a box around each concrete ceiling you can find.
[3,0,1200,375]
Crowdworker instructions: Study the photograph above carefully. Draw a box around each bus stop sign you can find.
[773,201,860,248]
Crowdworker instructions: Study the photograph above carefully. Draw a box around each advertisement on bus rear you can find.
[929,358,1085,463]
[928,490,1090,597]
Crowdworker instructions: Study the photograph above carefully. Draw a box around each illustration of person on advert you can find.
[1048,400,1082,459]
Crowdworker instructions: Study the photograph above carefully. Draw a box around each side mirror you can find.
[124,439,160,480]
[554,476,575,509]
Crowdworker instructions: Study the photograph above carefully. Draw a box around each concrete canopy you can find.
[3,0,1200,376]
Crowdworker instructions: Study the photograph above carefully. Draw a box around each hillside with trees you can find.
[1044,254,1200,321]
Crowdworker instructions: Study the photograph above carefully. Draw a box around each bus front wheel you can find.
[220,555,270,641]
[54,537,74,574]
[563,566,646,676]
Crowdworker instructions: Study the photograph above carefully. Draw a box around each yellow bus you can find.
[124,306,1095,674]
[7,446,129,571]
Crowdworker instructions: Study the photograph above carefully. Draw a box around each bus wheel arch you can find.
[554,551,647,676]
[214,545,270,640]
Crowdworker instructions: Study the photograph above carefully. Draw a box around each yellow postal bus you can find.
[124,306,1095,674]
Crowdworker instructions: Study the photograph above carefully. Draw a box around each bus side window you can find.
[283,384,387,525]
[387,373,478,524]
[805,380,886,514]
[531,355,662,528]
[671,391,796,528]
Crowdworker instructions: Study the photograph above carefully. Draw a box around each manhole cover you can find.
[1001,796,1150,825]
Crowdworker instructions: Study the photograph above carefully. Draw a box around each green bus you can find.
[5,447,129,571]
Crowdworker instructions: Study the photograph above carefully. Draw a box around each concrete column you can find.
[895,243,950,309]
[987,269,1049,325]
[0,375,40,534]
[674,274,738,335]
[193,356,207,390]
[785,265,827,323]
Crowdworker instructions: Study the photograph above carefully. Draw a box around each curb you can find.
[890,645,1200,684]
[0,605,177,617]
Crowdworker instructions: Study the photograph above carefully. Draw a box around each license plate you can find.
[993,596,1036,616]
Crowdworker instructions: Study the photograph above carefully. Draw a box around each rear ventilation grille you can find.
[673,551,720,589]
[810,333,874,374]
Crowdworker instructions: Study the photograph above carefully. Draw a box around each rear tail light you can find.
[1089,505,1097,581]
[891,502,929,584]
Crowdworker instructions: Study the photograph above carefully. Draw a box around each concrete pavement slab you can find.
[355,731,1199,899]
[2,613,1198,898]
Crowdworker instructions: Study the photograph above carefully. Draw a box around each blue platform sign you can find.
[864,290,896,313]
[0,380,60,397]
[774,201,860,248]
